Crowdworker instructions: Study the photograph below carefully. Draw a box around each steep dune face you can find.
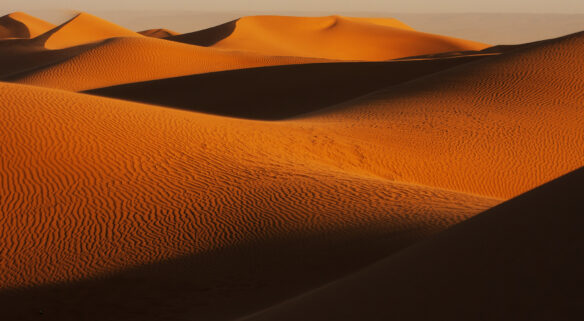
[9,36,329,91]
[0,81,496,291]
[37,12,142,49]
[0,12,55,39]
[298,31,584,198]
[139,28,179,38]
[242,167,584,321]
[0,39,99,79]
[167,15,489,60]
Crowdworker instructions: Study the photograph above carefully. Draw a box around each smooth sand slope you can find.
[139,28,179,38]
[242,167,584,321]
[0,37,99,79]
[37,12,142,49]
[86,55,488,119]
[0,81,497,320]
[166,15,489,60]
[9,34,329,91]
[0,12,55,39]
[295,31,584,198]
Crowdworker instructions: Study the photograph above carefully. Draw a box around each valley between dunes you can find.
[0,11,583,321]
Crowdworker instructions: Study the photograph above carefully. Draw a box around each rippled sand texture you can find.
[0,11,583,321]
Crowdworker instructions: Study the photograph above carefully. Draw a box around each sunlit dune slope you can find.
[139,28,179,38]
[298,31,584,198]
[0,12,55,39]
[166,15,489,60]
[0,81,497,292]
[242,167,584,321]
[86,55,487,119]
[36,12,142,49]
[9,36,329,91]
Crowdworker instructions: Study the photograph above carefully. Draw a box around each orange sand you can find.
[38,12,142,49]
[9,35,330,91]
[0,12,55,39]
[0,11,582,321]
[298,31,584,198]
[167,15,489,60]
[85,56,488,119]
[139,28,179,38]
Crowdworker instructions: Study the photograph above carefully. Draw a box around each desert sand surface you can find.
[139,28,179,38]
[241,167,584,321]
[31,11,584,45]
[0,12,55,39]
[0,80,498,320]
[86,56,488,119]
[299,31,584,198]
[7,35,330,91]
[37,12,142,49]
[0,10,583,321]
[166,15,489,60]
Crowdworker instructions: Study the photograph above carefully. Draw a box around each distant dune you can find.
[8,36,329,91]
[0,12,55,39]
[139,28,179,38]
[166,15,488,60]
[241,167,584,321]
[0,10,582,321]
[37,12,142,49]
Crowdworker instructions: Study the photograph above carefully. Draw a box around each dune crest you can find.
[9,36,330,91]
[139,28,179,38]
[37,12,142,49]
[0,80,497,290]
[299,31,584,198]
[167,15,489,60]
[0,12,55,39]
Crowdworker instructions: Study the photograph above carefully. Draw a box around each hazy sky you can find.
[2,0,584,14]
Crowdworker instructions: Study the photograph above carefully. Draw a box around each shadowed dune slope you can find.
[36,12,142,49]
[0,12,55,39]
[242,167,584,321]
[0,38,99,79]
[86,55,488,119]
[166,15,489,60]
[9,36,329,91]
[139,28,179,38]
[297,31,584,198]
[0,80,498,294]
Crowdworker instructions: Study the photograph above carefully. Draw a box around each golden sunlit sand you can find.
[0,10,582,321]
[166,15,489,60]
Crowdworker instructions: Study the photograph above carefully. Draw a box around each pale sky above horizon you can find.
[2,0,584,14]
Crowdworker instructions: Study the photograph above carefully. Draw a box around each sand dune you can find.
[37,12,142,49]
[86,55,487,119]
[139,28,179,38]
[242,167,584,321]
[296,31,584,198]
[1,10,582,321]
[9,35,330,91]
[0,12,55,39]
[166,15,489,60]
[0,38,99,79]
[0,80,496,290]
